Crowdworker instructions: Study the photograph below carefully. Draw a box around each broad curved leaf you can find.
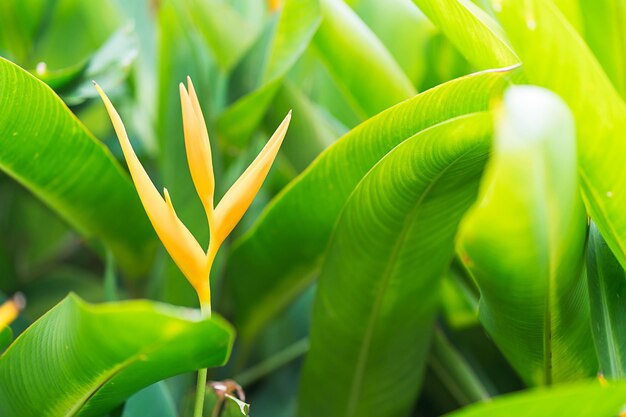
[413,0,519,69]
[0,57,154,274]
[587,221,626,378]
[0,294,234,417]
[445,381,626,417]
[228,69,512,341]
[457,86,595,385]
[299,112,492,417]
[495,0,626,282]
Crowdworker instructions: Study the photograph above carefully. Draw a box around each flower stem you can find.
[193,302,212,417]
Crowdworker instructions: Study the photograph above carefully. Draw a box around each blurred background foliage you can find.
[2,0,598,415]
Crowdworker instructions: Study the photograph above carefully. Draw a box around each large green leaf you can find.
[587,221,626,378]
[0,56,154,274]
[495,0,626,283]
[0,294,234,417]
[227,69,512,341]
[122,382,178,417]
[445,381,626,417]
[299,112,492,417]
[457,86,595,385]
[413,0,519,69]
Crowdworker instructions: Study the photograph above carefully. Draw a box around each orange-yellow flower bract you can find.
[0,294,25,331]
[95,77,291,312]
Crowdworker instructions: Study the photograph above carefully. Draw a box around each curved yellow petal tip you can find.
[0,293,25,330]
[213,112,291,245]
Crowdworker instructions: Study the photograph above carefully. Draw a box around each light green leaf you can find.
[457,86,595,385]
[586,221,626,379]
[186,0,259,71]
[0,294,234,417]
[494,0,626,282]
[413,0,519,69]
[578,0,626,98]
[445,381,626,417]
[227,69,512,342]
[314,0,416,118]
[0,56,154,274]
[299,112,492,417]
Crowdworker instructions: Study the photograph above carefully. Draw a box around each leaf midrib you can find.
[344,147,476,417]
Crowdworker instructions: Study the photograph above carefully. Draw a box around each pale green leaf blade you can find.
[445,382,626,417]
[299,112,492,417]
[228,69,512,341]
[586,221,626,379]
[457,86,595,385]
[0,57,154,274]
[494,0,626,277]
[0,294,234,417]
[122,382,178,417]
[413,0,519,69]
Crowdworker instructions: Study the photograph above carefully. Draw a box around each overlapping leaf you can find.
[228,69,512,341]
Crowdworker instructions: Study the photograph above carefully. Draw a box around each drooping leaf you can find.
[299,112,492,417]
[227,69,512,341]
[457,86,595,385]
[0,294,234,417]
[495,0,626,282]
[0,56,155,274]
[586,221,626,379]
[413,0,519,69]
[445,381,626,417]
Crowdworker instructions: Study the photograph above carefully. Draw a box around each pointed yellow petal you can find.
[0,294,25,330]
[213,112,291,245]
[95,83,208,300]
[180,79,215,229]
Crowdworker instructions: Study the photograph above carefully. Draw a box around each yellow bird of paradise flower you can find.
[95,77,291,315]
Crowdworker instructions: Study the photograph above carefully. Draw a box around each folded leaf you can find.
[457,86,595,385]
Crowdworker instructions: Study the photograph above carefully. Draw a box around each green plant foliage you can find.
[0,56,154,274]
[445,382,626,417]
[413,0,519,69]
[494,0,626,280]
[122,382,178,417]
[457,86,595,385]
[0,294,233,417]
[586,221,626,379]
[299,112,492,417]
[228,69,512,341]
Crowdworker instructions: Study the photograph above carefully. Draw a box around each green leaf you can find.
[0,56,154,274]
[216,0,321,147]
[228,69,512,341]
[586,221,626,378]
[494,0,626,286]
[313,0,416,118]
[445,381,626,417]
[186,0,259,71]
[578,0,626,98]
[122,382,178,417]
[457,86,595,385]
[298,112,492,417]
[0,294,234,417]
[412,0,519,69]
